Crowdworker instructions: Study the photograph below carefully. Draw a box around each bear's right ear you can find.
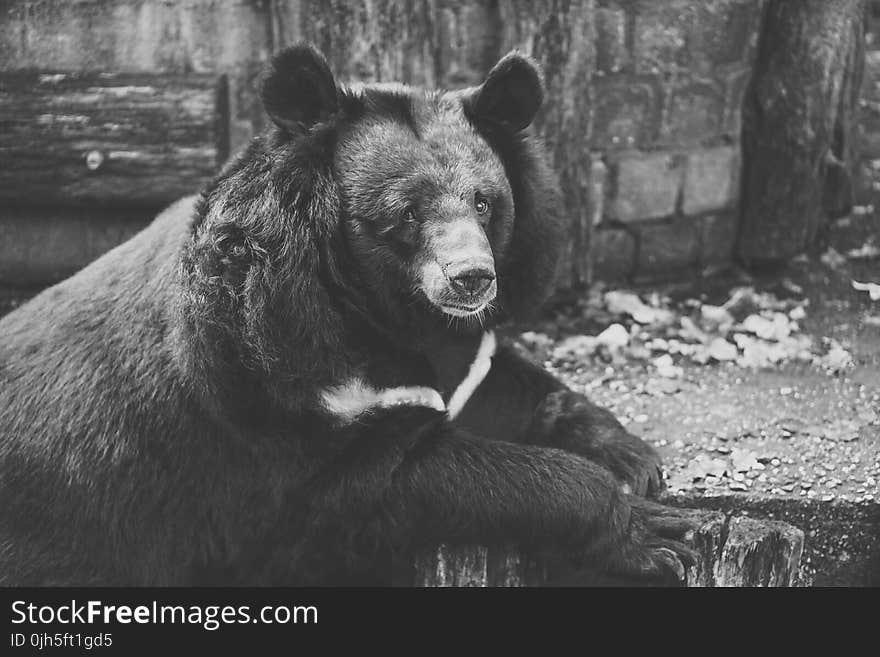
[466,52,544,132]
[261,44,339,133]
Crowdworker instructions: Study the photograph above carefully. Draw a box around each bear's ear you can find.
[261,44,339,133]
[467,52,544,131]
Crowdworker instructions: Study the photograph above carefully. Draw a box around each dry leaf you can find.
[741,313,792,341]
[604,290,674,325]
[700,304,735,332]
[552,335,598,359]
[653,354,683,378]
[596,323,630,350]
[731,448,762,472]
[821,247,847,269]
[708,337,738,361]
[853,280,880,301]
[847,243,880,259]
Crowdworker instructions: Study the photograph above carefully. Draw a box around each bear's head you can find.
[183,45,563,407]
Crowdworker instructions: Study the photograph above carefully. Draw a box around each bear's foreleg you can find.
[454,343,664,497]
[299,405,694,585]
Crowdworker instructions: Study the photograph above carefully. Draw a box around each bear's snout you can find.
[446,263,496,298]
[416,215,498,317]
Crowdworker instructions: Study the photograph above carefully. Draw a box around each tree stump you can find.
[404,509,804,587]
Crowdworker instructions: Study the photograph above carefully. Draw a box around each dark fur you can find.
[0,45,694,585]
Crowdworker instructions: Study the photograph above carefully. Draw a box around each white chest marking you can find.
[320,331,495,424]
[320,379,445,424]
[446,330,496,420]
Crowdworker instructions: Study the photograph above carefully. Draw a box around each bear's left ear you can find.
[261,44,339,133]
[466,52,544,131]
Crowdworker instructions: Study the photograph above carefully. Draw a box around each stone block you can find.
[608,151,685,223]
[699,211,739,265]
[691,0,765,72]
[589,226,636,282]
[592,77,660,149]
[663,80,726,146]
[595,5,629,75]
[636,216,701,276]
[683,145,740,215]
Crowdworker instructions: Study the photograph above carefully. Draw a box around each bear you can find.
[0,44,696,586]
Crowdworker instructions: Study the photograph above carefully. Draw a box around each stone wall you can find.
[0,0,867,296]
[588,0,764,282]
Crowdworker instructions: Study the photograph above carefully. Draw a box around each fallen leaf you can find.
[853,280,880,301]
[700,304,735,333]
[653,354,683,378]
[708,337,738,361]
[824,420,860,442]
[679,316,710,344]
[519,331,554,350]
[813,339,854,373]
[781,279,804,295]
[741,313,792,341]
[731,448,762,472]
[733,334,789,368]
[604,290,674,325]
[789,305,807,321]
[847,243,880,259]
[552,335,598,359]
[596,323,630,350]
[680,454,728,481]
[821,247,847,269]
[644,378,682,395]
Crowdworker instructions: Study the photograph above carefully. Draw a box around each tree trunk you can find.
[497,0,597,287]
[0,71,228,208]
[269,0,497,89]
[738,0,866,264]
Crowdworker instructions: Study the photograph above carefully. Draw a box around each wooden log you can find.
[403,509,804,587]
[0,71,229,207]
[738,0,866,264]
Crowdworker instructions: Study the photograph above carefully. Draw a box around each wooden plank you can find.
[0,0,271,152]
[0,71,228,207]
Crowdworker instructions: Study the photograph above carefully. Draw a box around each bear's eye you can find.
[474,193,491,216]
[403,208,417,223]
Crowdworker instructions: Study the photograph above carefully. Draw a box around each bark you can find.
[497,0,597,287]
[738,0,866,263]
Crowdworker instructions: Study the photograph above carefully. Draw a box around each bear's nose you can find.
[449,268,495,297]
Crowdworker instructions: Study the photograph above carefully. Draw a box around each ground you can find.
[508,207,880,584]
[515,210,879,501]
